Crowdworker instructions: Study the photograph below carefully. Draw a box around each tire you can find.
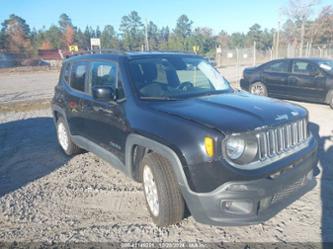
[249,82,268,97]
[329,94,333,110]
[56,117,81,155]
[141,152,185,226]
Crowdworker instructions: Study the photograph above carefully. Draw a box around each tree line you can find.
[0,0,332,57]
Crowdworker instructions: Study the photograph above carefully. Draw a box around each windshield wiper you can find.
[197,90,230,97]
[139,96,182,101]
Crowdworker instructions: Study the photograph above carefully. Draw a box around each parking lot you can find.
[0,70,332,244]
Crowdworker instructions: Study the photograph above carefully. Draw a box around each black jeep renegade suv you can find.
[52,51,318,226]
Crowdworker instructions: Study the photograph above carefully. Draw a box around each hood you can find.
[244,66,257,71]
[148,91,307,134]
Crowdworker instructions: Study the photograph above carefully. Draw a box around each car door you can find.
[261,60,290,97]
[64,61,90,135]
[288,60,327,101]
[82,60,128,162]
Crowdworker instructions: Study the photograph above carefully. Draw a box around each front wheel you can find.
[249,82,268,97]
[141,153,185,226]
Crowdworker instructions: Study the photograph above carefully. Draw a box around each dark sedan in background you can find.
[240,58,333,109]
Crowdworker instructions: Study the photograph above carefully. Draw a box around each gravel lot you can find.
[0,70,58,103]
[0,71,332,246]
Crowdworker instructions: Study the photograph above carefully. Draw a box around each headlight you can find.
[224,134,258,165]
[226,136,245,160]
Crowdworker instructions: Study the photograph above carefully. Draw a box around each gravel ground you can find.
[0,70,332,246]
[0,102,332,245]
[0,70,58,103]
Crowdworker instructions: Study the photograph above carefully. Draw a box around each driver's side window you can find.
[292,61,318,75]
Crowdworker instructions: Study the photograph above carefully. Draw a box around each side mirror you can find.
[92,86,115,101]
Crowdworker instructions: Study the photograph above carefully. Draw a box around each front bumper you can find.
[240,78,250,91]
[181,137,318,226]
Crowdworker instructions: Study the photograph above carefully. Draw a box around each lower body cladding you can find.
[181,138,318,226]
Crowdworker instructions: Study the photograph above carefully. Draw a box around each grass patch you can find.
[0,99,51,113]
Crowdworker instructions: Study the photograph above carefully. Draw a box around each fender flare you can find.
[325,89,333,104]
[125,133,191,193]
[52,105,66,123]
[52,104,72,134]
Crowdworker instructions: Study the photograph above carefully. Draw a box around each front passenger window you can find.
[292,61,317,75]
[90,62,117,91]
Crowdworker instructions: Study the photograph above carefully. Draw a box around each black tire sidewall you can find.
[141,153,185,226]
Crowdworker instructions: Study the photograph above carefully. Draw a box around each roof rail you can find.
[64,49,127,59]
[88,49,127,55]
[64,49,197,59]
[152,50,195,55]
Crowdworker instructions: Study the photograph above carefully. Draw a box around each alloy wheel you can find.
[57,122,69,151]
[251,84,265,96]
[143,165,159,217]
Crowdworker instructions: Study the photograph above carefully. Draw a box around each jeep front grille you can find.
[256,119,308,160]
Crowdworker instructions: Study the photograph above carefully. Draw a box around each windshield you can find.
[128,56,231,99]
[317,59,333,73]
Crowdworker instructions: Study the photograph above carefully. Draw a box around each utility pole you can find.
[272,32,276,59]
[276,21,280,59]
[300,21,305,57]
[253,41,256,66]
[236,48,240,82]
[145,19,149,51]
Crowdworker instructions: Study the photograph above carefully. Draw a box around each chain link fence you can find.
[216,45,333,83]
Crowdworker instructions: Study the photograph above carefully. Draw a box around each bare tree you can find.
[313,6,333,45]
[283,0,319,56]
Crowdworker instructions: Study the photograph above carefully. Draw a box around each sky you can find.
[0,0,331,34]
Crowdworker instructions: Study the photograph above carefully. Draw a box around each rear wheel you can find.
[328,92,333,109]
[249,82,268,96]
[56,117,81,155]
[141,152,185,226]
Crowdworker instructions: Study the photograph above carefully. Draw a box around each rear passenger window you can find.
[70,62,88,92]
[63,63,71,83]
[265,61,289,73]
